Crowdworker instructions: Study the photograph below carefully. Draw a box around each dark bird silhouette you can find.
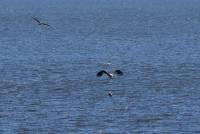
[32,17,50,27]
[97,70,123,78]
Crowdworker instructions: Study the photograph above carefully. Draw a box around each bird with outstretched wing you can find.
[32,16,50,27]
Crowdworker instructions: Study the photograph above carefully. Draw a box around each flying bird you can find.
[32,16,50,27]
[97,70,123,78]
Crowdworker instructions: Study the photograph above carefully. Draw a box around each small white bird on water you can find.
[108,91,113,97]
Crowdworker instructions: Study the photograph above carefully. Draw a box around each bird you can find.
[32,16,50,27]
[108,91,113,97]
[96,70,123,78]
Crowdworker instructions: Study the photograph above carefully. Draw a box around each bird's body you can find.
[38,23,50,26]
[97,70,123,78]
[32,17,50,27]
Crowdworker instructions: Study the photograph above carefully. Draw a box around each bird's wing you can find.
[97,70,107,77]
[114,70,123,75]
[32,17,41,24]
[40,23,50,27]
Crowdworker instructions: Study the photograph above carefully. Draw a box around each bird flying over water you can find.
[97,70,123,78]
[32,16,50,27]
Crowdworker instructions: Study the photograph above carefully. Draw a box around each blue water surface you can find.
[1,0,200,133]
